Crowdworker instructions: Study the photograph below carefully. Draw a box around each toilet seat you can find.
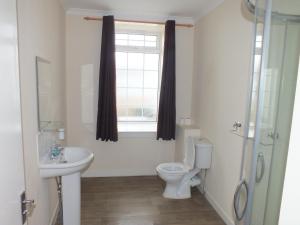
[157,162,190,175]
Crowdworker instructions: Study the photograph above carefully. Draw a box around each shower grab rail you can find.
[233,179,249,221]
[255,153,265,183]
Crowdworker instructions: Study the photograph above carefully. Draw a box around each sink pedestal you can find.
[62,172,81,225]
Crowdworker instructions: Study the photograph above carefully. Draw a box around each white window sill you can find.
[118,122,157,138]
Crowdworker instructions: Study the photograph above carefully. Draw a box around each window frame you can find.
[115,27,163,132]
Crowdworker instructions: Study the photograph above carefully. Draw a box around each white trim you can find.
[82,169,157,177]
[118,131,156,138]
[49,201,60,225]
[194,0,225,22]
[66,8,195,25]
[199,187,235,225]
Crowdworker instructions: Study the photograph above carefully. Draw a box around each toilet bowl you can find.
[156,137,212,199]
[156,162,198,199]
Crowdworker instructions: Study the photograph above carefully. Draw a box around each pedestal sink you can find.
[39,147,94,225]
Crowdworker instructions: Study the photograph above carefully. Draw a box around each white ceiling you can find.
[61,0,225,21]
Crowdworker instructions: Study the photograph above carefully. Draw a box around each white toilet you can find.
[156,137,212,199]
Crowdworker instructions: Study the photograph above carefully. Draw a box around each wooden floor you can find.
[79,176,225,225]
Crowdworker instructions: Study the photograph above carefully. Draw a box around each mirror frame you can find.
[35,56,51,132]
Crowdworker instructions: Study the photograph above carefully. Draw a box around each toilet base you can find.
[163,182,191,199]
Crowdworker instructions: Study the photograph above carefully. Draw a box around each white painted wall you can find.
[17,0,66,224]
[191,0,253,224]
[279,59,300,225]
[65,15,194,177]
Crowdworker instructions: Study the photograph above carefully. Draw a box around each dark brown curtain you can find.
[96,16,118,141]
[157,20,176,140]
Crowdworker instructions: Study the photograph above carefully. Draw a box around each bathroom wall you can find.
[191,0,253,224]
[17,0,66,224]
[65,14,194,177]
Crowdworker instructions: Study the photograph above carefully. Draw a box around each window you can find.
[249,24,279,139]
[115,24,163,132]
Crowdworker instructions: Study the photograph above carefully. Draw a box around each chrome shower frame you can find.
[234,0,300,224]
[244,0,300,22]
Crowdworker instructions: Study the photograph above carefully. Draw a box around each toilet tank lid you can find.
[195,138,212,148]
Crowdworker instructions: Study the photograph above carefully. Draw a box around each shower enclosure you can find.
[234,0,300,225]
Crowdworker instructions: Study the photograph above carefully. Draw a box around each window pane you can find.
[253,73,259,91]
[256,41,262,48]
[117,88,127,106]
[128,88,143,106]
[116,52,127,69]
[116,33,128,40]
[129,40,144,47]
[116,39,128,46]
[127,107,142,119]
[145,41,156,47]
[129,34,144,41]
[143,106,157,120]
[145,35,157,42]
[128,53,143,70]
[256,35,262,42]
[128,70,143,88]
[254,55,261,73]
[144,89,157,106]
[144,71,158,88]
[117,106,127,118]
[144,54,159,70]
[116,69,127,87]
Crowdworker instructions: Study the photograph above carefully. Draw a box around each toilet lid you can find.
[183,137,195,170]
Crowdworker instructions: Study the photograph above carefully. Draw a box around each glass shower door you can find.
[246,0,300,225]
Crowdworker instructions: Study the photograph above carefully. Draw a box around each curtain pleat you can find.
[157,20,176,140]
[96,16,118,141]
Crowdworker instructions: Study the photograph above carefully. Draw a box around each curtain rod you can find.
[83,16,194,28]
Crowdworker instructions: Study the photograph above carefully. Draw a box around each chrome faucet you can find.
[50,143,64,160]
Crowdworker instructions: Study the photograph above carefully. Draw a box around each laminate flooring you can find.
[78,176,226,225]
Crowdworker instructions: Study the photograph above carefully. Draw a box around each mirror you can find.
[36,57,64,131]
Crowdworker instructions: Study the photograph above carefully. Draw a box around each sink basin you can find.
[39,146,94,225]
[39,147,94,178]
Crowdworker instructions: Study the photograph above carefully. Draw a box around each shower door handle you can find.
[233,179,249,221]
[255,153,265,183]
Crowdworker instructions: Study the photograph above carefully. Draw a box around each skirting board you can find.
[49,201,60,225]
[197,186,235,225]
